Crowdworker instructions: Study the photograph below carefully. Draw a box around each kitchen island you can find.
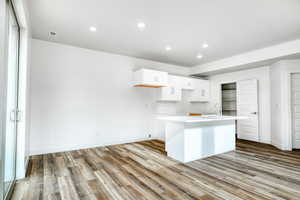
[157,115,247,163]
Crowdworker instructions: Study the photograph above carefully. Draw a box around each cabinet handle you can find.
[201,89,205,97]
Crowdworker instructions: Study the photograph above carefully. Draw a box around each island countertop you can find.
[157,115,247,123]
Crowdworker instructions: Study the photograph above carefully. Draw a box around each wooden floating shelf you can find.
[189,113,202,116]
[133,84,166,88]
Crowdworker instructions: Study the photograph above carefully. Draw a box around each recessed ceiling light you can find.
[202,43,209,49]
[137,22,146,30]
[89,26,97,32]
[165,45,172,51]
[197,54,203,59]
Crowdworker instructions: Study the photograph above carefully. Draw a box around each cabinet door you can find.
[158,86,181,101]
[158,75,182,101]
[200,80,210,101]
[182,77,195,90]
[143,69,168,86]
[188,80,210,102]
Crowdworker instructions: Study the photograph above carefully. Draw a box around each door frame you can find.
[218,79,260,141]
[0,0,10,198]
[0,0,21,199]
[288,72,300,150]
[218,81,237,115]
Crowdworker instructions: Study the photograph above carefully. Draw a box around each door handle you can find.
[10,110,16,122]
[251,112,257,115]
[9,109,21,122]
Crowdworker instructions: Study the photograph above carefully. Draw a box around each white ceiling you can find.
[28,0,300,67]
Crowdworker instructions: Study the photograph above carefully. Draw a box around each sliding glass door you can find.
[2,1,20,199]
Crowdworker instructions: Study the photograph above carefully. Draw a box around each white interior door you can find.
[292,73,300,149]
[3,2,20,198]
[237,79,259,141]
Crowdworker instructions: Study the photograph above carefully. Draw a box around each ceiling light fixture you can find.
[202,43,209,49]
[137,22,146,30]
[197,54,203,59]
[165,45,172,51]
[89,26,97,32]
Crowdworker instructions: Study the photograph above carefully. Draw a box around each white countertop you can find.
[157,115,248,123]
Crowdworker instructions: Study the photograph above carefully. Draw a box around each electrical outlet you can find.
[148,134,152,138]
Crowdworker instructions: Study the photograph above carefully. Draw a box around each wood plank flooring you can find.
[11,140,300,200]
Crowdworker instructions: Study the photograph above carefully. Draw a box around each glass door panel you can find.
[3,2,19,198]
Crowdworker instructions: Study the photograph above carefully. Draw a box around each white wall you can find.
[206,66,272,144]
[270,60,300,150]
[29,39,189,155]
[270,62,284,149]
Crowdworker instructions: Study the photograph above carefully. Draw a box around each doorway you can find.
[221,80,259,142]
[221,83,237,116]
[1,1,20,199]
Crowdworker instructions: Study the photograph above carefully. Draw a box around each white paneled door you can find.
[237,79,259,142]
[292,73,300,149]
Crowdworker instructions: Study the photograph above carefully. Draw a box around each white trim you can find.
[288,71,300,150]
[191,39,300,75]
[11,0,31,180]
[30,137,159,156]
[0,1,9,198]
[276,60,300,150]
[272,139,285,150]
[287,72,293,150]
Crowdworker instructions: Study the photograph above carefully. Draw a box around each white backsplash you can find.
[154,91,211,116]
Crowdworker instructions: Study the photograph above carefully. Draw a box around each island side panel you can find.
[165,122,185,162]
[184,120,236,162]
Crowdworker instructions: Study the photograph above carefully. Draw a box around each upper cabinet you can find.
[133,68,168,88]
[157,75,182,102]
[132,69,210,102]
[181,77,195,90]
[188,79,210,102]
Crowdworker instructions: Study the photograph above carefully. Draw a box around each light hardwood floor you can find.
[11,140,300,200]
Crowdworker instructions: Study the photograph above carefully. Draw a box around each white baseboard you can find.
[29,137,158,156]
[259,139,271,144]
[16,156,29,180]
[271,140,286,150]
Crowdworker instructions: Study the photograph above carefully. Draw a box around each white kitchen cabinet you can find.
[133,68,168,88]
[181,77,195,90]
[188,79,210,102]
[157,75,182,101]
